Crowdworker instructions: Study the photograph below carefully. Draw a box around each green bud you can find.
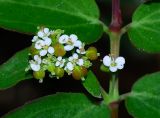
[47,65,56,75]
[33,70,45,80]
[55,67,64,78]
[53,43,66,57]
[100,64,110,72]
[50,29,64,44]
[86,47,98,60]
[72,66,88,80]
[29,45,39,56]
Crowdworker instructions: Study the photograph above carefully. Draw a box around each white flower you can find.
[66,62,74,71]
[76,44,86,54]
[37,28,51,39]
[32,36,39,42]
[34,55,41,64]
[43,37,52,46]
[40,50,48,56]
[55,57,66,68]
[103,55,125,72]
[48,47,54,54]
[59,34,82,51]
[59,35,68,44]
[35,40,45,49]
[29,55,42,71]
[68,53,84,67]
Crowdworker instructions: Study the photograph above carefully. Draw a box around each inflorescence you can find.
[26,27,99,83]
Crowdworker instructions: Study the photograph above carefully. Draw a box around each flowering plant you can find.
[0,0,160,118]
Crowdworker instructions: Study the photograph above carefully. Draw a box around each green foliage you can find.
[3,93,110,118]
[82,71,101,98]
[128,3,160,53]
[0,48,32,89]
[126,72,160,118]
[0,0,103,44]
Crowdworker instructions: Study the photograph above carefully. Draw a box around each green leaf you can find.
[82,71,101,98]
[0,0,103,44]
[0,48,32,89]
[126,72,160,118]
[128,3,160,53]
[3,93,110,118]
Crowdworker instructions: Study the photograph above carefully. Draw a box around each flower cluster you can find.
[102,55,125,72]
[26,27,99,82]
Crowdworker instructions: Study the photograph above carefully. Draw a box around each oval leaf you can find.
[0,48,32,89]
[126,72,160,118]
[0,0,103,44]
[3,93,110,118]
[82,71,101,98]
[128,3,160,53]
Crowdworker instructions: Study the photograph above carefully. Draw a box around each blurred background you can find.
[0,0,160,117]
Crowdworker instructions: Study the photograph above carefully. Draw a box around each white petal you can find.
[38,31,44,38]
[32,36,38,42]
[77,59,84,66]
[60,63,64,68]
[69,57,73,61]
[57,56,62,61]
[66,62,74,71]
[62,59,66,63]
[55,61,60,66]
[34,55,41,64]
[103,56,111,67]
[117,64,124,70]
[44,28,49,34]
[115,57,125,65]
[74,40,82,47]
[44,37,52,46]
[40,50,47,56]
[73,53,78,59]
[48,47,54,54]
[35,40,45,49]
[59,35,68,44]
[30,64,40,71]
[76,49,85,54]
[109,66,117,72]
[64,45,74,51]
[70,34,78,42]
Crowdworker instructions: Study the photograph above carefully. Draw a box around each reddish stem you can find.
[109,0,122,32]
[109,102,119,118]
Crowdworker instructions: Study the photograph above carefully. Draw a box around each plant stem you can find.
[108,0,122,118]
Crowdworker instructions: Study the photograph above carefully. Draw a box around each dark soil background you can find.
[0,0,160,118]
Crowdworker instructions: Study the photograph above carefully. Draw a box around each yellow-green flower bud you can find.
[72,66,88,80]
[53,43,66,57]
[33,70,45,80]
[86,47,98,60]
[47,65,56,75]
[55,67,64,78]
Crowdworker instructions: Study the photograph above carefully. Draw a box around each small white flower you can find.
[59,34,82,51]
[37,28,51,39]
[68,53,84,66]
[30,63,40,71]
[55,57,66,68]
[40,50,47,56]
[29,57,42,71]
[103,55,125,72]
[43,37,52,46]
[76,44,86,54]
[59,35,68,44]
[32,36,39,42]
[48,47,54,54]
[34,55,41,64]
[66,62,74,71]
[35,40,45,49]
